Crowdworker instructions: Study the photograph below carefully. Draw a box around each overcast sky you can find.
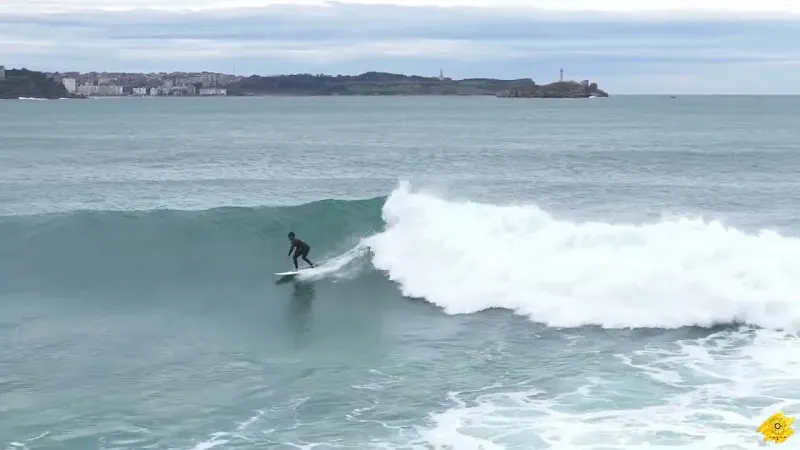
[1,0,799,93]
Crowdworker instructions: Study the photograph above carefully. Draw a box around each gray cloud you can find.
[1,3,800,93]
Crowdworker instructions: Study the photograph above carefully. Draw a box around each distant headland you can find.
[1,67,608,99]
[0,68,85,100]
[230,72,608,98]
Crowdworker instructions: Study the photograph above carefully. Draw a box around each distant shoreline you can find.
[3,69,609,99]
[61,93,606,100]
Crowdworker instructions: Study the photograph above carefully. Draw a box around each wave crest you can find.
[366,182,800,330]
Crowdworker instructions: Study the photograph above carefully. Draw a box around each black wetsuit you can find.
[288,238,314,269]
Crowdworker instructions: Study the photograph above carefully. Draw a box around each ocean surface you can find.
[1,95,799,450]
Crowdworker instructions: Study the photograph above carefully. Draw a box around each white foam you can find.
[366,182,800,330]
[411,328,800,449]
[187,433,229,450]
[187,410,266,450]
[295,243,372,282]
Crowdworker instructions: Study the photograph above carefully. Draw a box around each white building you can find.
[199,87,227,96]
[191,73,221,86]
[62,78,77,93]
[76,84,94,96]
[0,65,5,80]
[132,87,148,96]
[76,84,123,96]
[98,85,122,96]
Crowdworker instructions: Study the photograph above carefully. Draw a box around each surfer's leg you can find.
[292,250,300,270]
[301,249,314,267]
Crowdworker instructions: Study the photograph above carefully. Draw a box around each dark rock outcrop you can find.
[0,68,83,99]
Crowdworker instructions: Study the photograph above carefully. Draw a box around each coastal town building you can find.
[62,78,77,93]
[76,84,123,96]
[199,87,227,96]
[47,70,236,97]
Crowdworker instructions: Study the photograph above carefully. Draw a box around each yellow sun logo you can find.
[758,412,795,444]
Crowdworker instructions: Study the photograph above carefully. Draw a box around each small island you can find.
[0,68,85,100]
[497,80,609,98]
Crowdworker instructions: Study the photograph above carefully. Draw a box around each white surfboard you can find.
[274,267,316,276]
[274,270,302,276]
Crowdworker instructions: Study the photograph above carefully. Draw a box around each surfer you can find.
[287,232,315,270]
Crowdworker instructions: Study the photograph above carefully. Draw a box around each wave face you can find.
[5,182,800,330]
[0,198,383,294]
[366,182,800,330]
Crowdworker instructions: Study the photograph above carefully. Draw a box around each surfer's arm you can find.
[287,243,295,256]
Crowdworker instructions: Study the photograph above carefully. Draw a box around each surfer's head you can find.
[288,232,296,240]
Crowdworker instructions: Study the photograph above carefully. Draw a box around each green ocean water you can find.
[1,96,800,449]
